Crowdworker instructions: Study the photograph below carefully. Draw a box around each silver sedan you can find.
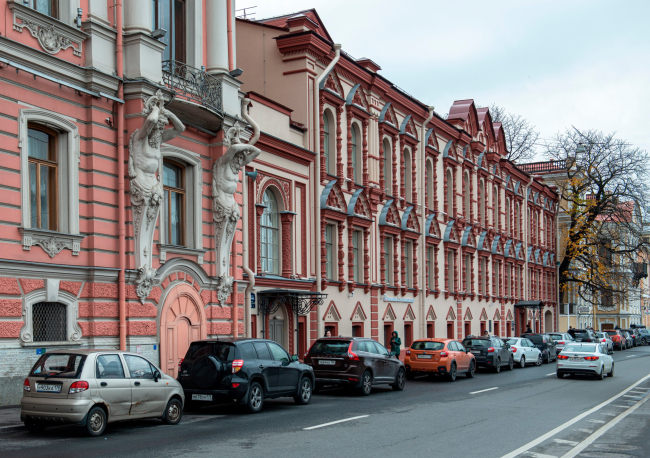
[556,343,614,380]
[594,332,614,354]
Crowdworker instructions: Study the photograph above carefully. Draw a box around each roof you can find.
[256,9,333,42]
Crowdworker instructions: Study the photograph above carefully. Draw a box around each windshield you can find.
[411,341,445,351]
[309,340,351,355]
[30,353,86,379]
[564,344,596,353]
[462,339,489,347]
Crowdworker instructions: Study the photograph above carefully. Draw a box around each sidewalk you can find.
[0,405,23,430]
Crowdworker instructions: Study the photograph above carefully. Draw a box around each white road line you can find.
[469,387,498,395]
[626,355,634,357]
[546,373,556,376]
[573,428,593,434]
[600,413,617,417]
[629,391,646,394]
[501,373,650,458]
[561,394,650,457]
[303,415,369,431]
[610,405,633,408]
[524,452,557,458]
[553,439,578,446]
[623,395,643,399]
[588,419,605,424]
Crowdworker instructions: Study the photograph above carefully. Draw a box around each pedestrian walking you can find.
[389,331,401,358]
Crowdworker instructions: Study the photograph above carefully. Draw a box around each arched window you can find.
[28,125,58,231]
[351,124,361,184]
[153,0,186,62]
[163,160,185,246]
[478,179,485,226]
[446,169,453,216]
[404,148,412,202]
[426,160,434,211]
[463,172,470,218]
[261,189,280,274]
[383,138,392,195]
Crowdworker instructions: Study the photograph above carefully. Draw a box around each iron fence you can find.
[162,60,223,115]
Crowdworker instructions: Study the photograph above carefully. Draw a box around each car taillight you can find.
[487,347,495,353]
[23,378,30,391]
[558,341,565,345]
[406,349,411,356]
[601,339,607,343]
[347,342,359,361]
[178,358,184,370]
[232,359,244,374]
[510,346,517,353]
[584,356,599,361]
[69,381,89,394]
[439,351,448,357]
[557,355,569,360]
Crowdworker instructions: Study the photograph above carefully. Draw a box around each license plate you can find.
[471,351,481,355]
[36,384,61,393]
[319,360,336,365]
[569,357,582,361]
[417,354,432,359]
[192,394,212,401]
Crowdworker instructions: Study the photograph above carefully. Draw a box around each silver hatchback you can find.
[21,349,185,436]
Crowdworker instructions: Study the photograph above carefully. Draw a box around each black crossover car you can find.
[520,333,557,363]
[461,336,514,372]
[178,338,315,413]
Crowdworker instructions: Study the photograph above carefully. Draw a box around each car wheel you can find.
[85,406,107,437]
[507,356,514,371]
[642,338,647,346]
[607,363,614,378]
[466,360,476,378]
[24,421,46,433]
[392,368,406,391]
[556,372,564,379]
[246,382,264,413]
[163,398,183,425]
[535,354,542,366]
[596,367,604,380]
[294,377,313,405]
[358,370,372,396]
[519,356,526,368]
[448,362,457,381]
[494,358,501,373]
[543,354,550,364]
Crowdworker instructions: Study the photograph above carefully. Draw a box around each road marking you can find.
[629,391,646,394]
[501,372,650,458]
[587,419,605,424]
[524,452,557,458]
[600,413,617,417]
[303,415,369,431]
[626,355,634,357]
[573,428,593,434]
[610,405,632,408]
[553,439,578,446]
[561,393,650,457]
[546,373,556,376]
[469,387,498,395]
[623,395,643,399]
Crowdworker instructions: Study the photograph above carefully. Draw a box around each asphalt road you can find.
[2,346,650,458]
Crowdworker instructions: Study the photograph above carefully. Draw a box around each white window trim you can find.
[18,108,83,258]
[158,145,205,264]
[20,286,82,345]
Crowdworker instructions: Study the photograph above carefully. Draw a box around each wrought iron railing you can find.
[162,60,223,115]
[517,160,567,174]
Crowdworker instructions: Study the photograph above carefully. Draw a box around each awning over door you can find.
[514,301,544,309]
[257,289,328,315]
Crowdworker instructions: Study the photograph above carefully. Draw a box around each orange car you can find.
[404,338,476,381]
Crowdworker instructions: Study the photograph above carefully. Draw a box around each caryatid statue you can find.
[212,98,261,302]
[129,90,185,302]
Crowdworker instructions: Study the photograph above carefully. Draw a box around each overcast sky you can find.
[235,0,650,159]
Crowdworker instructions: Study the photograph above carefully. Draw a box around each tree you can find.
[489,104,540,163]
[544,128,650,308]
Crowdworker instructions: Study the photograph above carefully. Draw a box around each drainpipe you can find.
[115,0,126,351]
[314,44,341,337]
[241,98,259,337]
[420,107,434,338]
[226,0,234,71]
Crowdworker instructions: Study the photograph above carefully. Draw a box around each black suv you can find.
[568,329,598,343]
[178,338,315,413]
[521,333,557,363]
[461,336,514,372]
[634,328,650,346]
[620,329,640,347]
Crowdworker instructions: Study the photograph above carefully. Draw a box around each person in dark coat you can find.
[389,331,401,358]
[525,324,533,333]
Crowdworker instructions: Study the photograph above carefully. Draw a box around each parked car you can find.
[505,337,542,367]
[621,331,634,349]
[461,336,514,372]
[22,350,184,436]
[179,338,314,413]
[547,332,575,355]
[620,329,639,347]
[304,337,405,395]
[594,332,614,354]
[404,339,476,381]
[568,329,598,343]
[635,328,650,345]
[605,330,627,350]
[556,343,614,380]
[520,333,558,363]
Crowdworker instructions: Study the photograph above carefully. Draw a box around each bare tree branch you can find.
[489,104,540,163]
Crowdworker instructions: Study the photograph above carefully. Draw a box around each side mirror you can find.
[153,370,161,382]
[291,354,299,362]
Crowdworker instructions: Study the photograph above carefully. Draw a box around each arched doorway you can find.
[545,310,553,333]
[160,283,207,378]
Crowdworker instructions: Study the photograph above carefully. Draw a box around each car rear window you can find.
[309,340,350,355]
[548,334,563,340]
[572,332,590,339]
[30,353,86,379]
[185,342,235,362]
[564,344,596,352]
[411,341,445,351]
[525,335,544,344]
[605,331,618,336]
[462,339,489,347]
[506,339,520,345]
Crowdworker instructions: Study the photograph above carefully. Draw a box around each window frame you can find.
[30,0,58,18]
[261,189,280,275]
[162,159,186,246]
[27,124,59,231]
[383,138,392,195]
[19,289,82,344]
[352,230,361,283]
[404,148,412,202]
[405,241,413,288]
[325,224,334,280]
[152,0,187,63]
[384,235,393,286]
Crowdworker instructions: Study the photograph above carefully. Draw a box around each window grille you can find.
[33,302,67,342]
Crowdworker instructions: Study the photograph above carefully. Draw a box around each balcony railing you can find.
[162,60,222,115]
[517,160,567,174]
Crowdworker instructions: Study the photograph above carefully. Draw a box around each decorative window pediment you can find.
[480,308,489,321]
[403,304,416,321]
[446,306,456,321]
[464,308,473,321]
[426,305,437,321]
[323,301,341,322]
[383,303,397,321]
[351,302,367,321]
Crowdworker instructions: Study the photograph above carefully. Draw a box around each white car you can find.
[594,332,614,354]
[556,343,614,380]
[547,332,575,355]
[506,337,543,368]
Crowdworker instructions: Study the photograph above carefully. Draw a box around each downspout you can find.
[226,0,234,72]
[420,107,435,338]
[241,98,259,337]
[314,44,341,337]
[115,0,126,351]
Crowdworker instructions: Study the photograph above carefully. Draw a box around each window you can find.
[506,198,511,235]
[405,149,412,202]
[506,265,511,297]
[515,203,520,238]
[29,0,58,17]
[162,160,185,246]
[494,260,501,296]
[446,169,453,216]
[96,355,125,379]
[253,342,272,360]
[479,258,486,295]
[152,0,186,63]
[351,125,361,184]
[478,180,485,225]
[28,126,58,231]
[463,172,470,218]
[261,190,280,275]
[268,342,290,362]
[448,250,455,293]
[32,302,66,342]
[427,247,433,290]
[405,241,413,288]
[325,224,334,280]
[384,236,393,286]
[323,113,331,174]
[383,139,392,194]
[464,254,471,293]
[426,161,434,211]
[353,230,361,283]
[124,355,155,379]
[493,185,499,228]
